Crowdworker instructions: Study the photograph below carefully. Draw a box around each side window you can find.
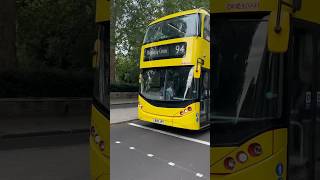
[204,15,210,41]
[93,23,110,113]
[201,69,210,99]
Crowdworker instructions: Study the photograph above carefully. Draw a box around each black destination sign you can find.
[144,42,187,61]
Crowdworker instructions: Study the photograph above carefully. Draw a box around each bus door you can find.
[315,35,320,180]
[287,28,319,180]
[200,69,210,126]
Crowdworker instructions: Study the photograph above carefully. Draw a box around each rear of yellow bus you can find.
[138,9,210,130]
[210,0,291,179]
[90,0,109,179]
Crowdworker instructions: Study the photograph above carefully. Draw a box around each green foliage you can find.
[115,56,139,84]
[16,0,96,70]
[110,83,139,92]
[112,0,209,84]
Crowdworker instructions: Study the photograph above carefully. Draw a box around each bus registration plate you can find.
[153,118,164,125]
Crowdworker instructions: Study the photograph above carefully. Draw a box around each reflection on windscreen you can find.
[140,66,196,101]
[143,14,198,44]
[212,15,282,123]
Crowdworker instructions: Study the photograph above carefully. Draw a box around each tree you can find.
[112,0,209,84]
[16,0,96,70]
[0,0,16,70]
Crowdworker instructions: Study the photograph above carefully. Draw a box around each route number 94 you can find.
[175,44,186,55]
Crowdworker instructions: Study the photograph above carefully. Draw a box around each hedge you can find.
[0,69,93,97]
[110,83,139,92]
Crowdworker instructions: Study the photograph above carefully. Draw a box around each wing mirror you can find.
[194,58,204,78]
[268,10,290,53]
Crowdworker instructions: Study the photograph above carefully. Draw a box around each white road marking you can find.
[128,123,210,146]
[168,162,175,166]
[115,141,121,144]
[147,154,154,157]
[196,173,204,178]
[129,147,135,150]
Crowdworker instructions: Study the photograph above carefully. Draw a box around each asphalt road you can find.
[0,133,89,180]
[111,120,210,180]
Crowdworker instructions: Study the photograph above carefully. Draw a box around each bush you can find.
[111,83,139,92]
[0,69,93,98]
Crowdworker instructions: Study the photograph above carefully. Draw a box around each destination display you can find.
[144,42,187,61]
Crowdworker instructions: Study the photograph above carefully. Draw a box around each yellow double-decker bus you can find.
[138,9,210,130]
[90,0,109,179]
[211,0,320,179]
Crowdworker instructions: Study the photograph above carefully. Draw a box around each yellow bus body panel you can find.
[211,0,291,13]
[138,95,201,130]
[90,105,109,180]
[211,129,288,180]
[96,0,110,22]
[211,0,320,24]
[293,0,320,24]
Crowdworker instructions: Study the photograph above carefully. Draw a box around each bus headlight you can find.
[180,106,193,116]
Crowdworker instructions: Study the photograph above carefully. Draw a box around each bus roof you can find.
[149,9,210,26]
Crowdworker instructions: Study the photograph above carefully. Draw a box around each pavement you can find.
[111,98,138,124]
[0,116,89,139]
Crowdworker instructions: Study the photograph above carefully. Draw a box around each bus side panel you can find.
[90,105,109,180]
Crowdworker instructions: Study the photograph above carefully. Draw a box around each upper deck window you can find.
[143,14,199,44]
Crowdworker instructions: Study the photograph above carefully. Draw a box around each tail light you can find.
[99,141,105,151]
[248,143,263,157]
[187,107,192,111]
[236,151,248,163]
[224,157,236,170]
[91,125,105,153]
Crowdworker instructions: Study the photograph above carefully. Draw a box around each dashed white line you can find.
[112,139,208,179]
[128,123,210,146]
[196,173,204,178]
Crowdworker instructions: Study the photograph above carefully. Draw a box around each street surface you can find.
[111,103,210,180]
[0,133,89,180]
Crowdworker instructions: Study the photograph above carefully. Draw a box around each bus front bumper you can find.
[211,147,287,180]
[138,107,200,130]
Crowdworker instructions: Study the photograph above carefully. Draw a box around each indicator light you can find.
[224,157,236,170]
